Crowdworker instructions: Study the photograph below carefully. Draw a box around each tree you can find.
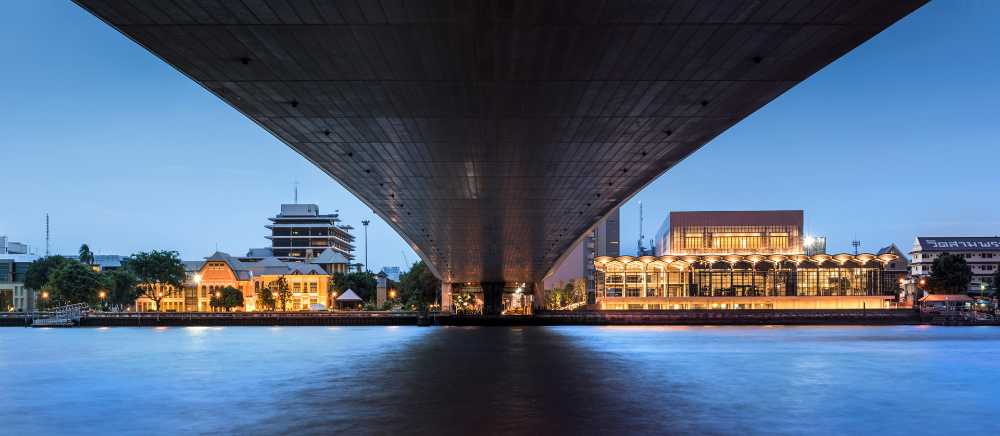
[24,256,71,291]
[928,253,973,294]
[332,271,377,302]
[125,250,186,312]
[47,261,103,306]
[271,276,291,311]
[102,269,139,311]
[452,293,478,315]
[220,286,244,312]
[398,261,440,312]
[255,285,275,312]
[544,279,586,310]
[78,244,95,266]
[210,291,223,312]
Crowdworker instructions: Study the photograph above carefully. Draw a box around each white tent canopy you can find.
[336,289,363,302]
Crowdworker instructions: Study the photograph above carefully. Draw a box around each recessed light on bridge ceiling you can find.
[323,130,331,136]
[290,100,299,108]
[700,100,709,107]
[752,55,763,64]
[239,57,250,65]
[664,130,673,136]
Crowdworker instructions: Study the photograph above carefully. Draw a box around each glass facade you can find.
[671,225,800,255]
[656,211,805,256]
[595,254,897,302]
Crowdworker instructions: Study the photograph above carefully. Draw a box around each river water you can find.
[1,325,998,435]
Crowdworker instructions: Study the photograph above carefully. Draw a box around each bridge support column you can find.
[482,282,504,316]
[440,282,452,313]
[533,281,545,311]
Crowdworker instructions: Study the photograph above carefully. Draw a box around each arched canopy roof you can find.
[593,253,896,272]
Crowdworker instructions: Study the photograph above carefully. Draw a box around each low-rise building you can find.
[135,251,334,312]
[1,251,38,312]
[877,243,910,294]
[909,237,1000,293]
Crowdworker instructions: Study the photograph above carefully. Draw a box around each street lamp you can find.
[389,290,396,300]
[41,291,49,310]
[97,290,107,311]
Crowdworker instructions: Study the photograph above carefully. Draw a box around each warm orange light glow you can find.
[41,291,49,299]
[389,290,397,299]
[99,291,106,299]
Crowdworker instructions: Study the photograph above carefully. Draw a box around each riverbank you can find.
[0,309,941,327]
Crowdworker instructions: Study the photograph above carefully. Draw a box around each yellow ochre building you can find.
[135,250,347,312]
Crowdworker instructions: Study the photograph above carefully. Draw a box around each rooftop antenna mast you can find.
[45,213,50,256]
[637,201,645,255]
[851,238,861,255]
[294,181,299,204]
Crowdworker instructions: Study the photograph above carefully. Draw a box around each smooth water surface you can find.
[2,325,998,435]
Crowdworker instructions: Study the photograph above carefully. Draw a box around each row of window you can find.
[272,227,352,238]
[602,267,887,297]
[915,252,997,260]
[913,263,998,272]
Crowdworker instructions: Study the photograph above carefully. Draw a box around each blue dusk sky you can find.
[1,1,998,269]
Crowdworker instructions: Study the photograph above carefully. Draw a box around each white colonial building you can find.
[910,237,1000,292]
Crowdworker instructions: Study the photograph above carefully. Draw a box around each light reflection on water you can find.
[1,325,999,435]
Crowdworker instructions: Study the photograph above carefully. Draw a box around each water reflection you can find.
[1,326,1000,435]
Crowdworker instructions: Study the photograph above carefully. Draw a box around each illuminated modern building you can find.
[910,237,1000,293]
[134,252,333,312]
[266,204,355,262]
[598,211,897,309]
[654,211,804,256]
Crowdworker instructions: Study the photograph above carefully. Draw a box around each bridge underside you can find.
[75,0,924,284]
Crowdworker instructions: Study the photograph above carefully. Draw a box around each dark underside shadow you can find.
[231,326,712,436]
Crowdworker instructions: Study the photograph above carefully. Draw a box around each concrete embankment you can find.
[0,309,929,327]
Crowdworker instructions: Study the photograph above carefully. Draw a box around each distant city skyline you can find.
[3,1,999,268]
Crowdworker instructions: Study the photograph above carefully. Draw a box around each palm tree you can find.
[79,244,95,266]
